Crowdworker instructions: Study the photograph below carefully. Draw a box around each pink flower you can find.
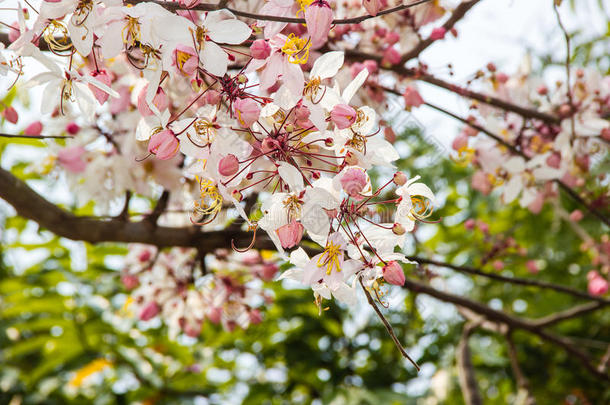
[362,0,381,16]
[137,86,169,117]
[493,260,504,271]
[330,104,357,129]
[477,221,489,234]
[57,146,87,173]
[305,1,333,48]
[601,128,610,142]
[88,70,112,105]
[496,73,509,83]
[184,322,202,337]
[569,209,584,222]
[148,129,179,160]
[24,121,43,136]
[385,31,400,45]
[139,302,160,321]
[546,152,561,169]
[587,271,608,296]
[250,39,271,59]
[393,171,407,186]
[340,167,367,198]
[259,263,279,281]
[121,274,139,290]
[249,309,263,325]
[8,22,20,43]
[383,261,405,286]
[382,47,401,65]
[218,154,239,176]
[403,87,424,109]
[66,122,80,135]
[276,220,304,249]
[526,260,538,274]
[2,106,18,124]
[527,193,545,214]
[172,45,198,76]
[430,27,447,40]
[233,98,260,128]
[205,90,221,105]
[464,219,476,230]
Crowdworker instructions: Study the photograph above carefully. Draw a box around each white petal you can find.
[201,42,228,77]
[342,68,368,103]
[310,51,344,80]
[277,161,304,191]
[207,18,251,44]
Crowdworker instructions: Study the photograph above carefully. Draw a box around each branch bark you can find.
[456,323,483,405]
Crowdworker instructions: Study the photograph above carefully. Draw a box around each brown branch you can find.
[359,278,420,370]
[122,0,432,25]
[0,133,73,140]
[505,332,536,405]
[402,277,610,381]
[400,0,481,63]
[457,323,483,405]
[408,255,610,304]
[531,301,604,328]
[146,190,170,225]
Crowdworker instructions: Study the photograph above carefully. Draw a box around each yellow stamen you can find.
[122,16,141,46]
[43,20,73,53]
[69,359,112,388]
[317,241,341,275]
[194,177,223,217]
[281,33,311,65]
[409,195,433,221]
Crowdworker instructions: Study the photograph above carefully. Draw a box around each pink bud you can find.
[139,302,160,321]
[492,260,504,271]
[137,86,169,117]
[526,260,538,274]
[261,137,279,154]
[383,261,405,286]
[259,263,279,281]
[393,171,407,186]
[66,122,80,135]
[382,47,401,65]
[430,27,447,40]
[588,273,608,296]
[363,59,378,74]
[477,221,489,234]
[148,129,179,160]
[2,106,18,124]
[362,0,381,16]
[403,87,424,108]
[172,45,198,76]
[139,250,152,262]
[471,171,492,195]
[569,209,584,222]
[57,146,87,173]
[546,152,561,169]
[218,154,239,176]
[204,89,221,105]
[464,219,475,230]
[385,31,400,45]
[121,274,139,290]
[233,98,260,128]
[184,322,202,337]
[110,86,132,114]
[330,104,357,129]
[527,192,545,214]
[537,85,548,96]
[276,220,304,249]
[250,39,271,59]
[340,167,367,198]
[88,70,112,105]
[384,127,396,143]
[24,121,43,136]
[452,133,468,151]
[601,128,610,141]
[350,62,365,78]
[305,1,333,48]
[392,223,405,235]
[496,73,509,83]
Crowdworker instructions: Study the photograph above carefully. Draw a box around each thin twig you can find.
[359,277,420,371]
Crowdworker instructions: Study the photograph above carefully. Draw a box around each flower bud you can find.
[362,0,381,16]
[392,223,405,235]
[587,271,608,296]
[207,307,222,323]
[569,209,583,222]
[526,260,539,274]
[139,302,160,321]
[330,104,357,129]
[464,218,475,230]
[218,154,239,176]
[24,121,43,136]
[430,27,446,40]
[382,47,401,65]
[250,39,271,59]
[261,137,279,154]
[493,260,504,271]
[2,106,18,124]
[452,133,468,151]
[66,122,80,135]
[233,98,261,128]
[601,127,610,142]
[383,261,405,286]
[403,87,424,109]
[393,171,407,186]
[276,220,304,249]
[89,69,112,105]
[305,0,333,48]
[340,167,367,198]
[148,129,179,160]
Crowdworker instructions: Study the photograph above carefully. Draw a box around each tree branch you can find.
[456,323,483,405]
